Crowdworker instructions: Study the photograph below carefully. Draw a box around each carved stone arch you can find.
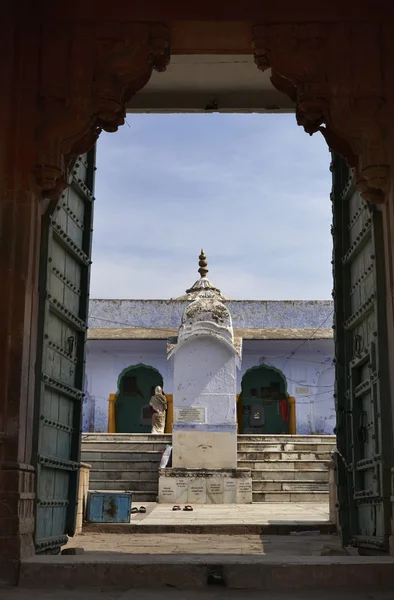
[252,23,391,204]
[34,22,170,199]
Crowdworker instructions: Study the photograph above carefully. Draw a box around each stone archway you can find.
[115,363,164,433]
[3,5,394,578]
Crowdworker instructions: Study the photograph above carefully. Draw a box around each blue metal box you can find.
[86,492,132,523]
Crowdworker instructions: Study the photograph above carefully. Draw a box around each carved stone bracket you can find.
[252,23,392,204]
[33,23,171,199]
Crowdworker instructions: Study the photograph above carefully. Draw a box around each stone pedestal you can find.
[159,468,253,504]
[172,424,237,469]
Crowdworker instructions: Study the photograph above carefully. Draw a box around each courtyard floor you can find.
[81,501,330,534]
[66,501,340,556]
[64,532,345,556]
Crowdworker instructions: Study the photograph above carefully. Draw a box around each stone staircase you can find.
[81,433,170,503]
[237,435,335,502]
[81,433,336,503]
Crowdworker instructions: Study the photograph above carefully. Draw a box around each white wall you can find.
[84,339,172,432]
[84,337,336,435]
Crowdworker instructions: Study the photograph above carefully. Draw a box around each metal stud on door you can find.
[331,153,392,553]
[33,150,95,553]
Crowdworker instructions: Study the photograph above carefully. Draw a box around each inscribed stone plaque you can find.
[236,478,253,504]
[175,477,189,504]
[175,407,206,423]
[223,478,237,504]
[206,478,224,504]
[159,478,176,503]
[295,387,309,395]
[188,478,207,504]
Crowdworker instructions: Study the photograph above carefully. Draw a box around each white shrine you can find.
[158,251,253,504]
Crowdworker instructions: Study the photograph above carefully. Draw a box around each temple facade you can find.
[85,253,335,436]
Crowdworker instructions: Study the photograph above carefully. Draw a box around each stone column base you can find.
[158,468,253,504]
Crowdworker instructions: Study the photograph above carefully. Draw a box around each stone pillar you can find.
[0,188,39,582]
[0,6,42,582]
[108,394,116,433]
[171,337,238,470]
[169,297,240,470]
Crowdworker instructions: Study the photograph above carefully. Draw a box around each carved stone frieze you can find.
[252,23,392,204]
[34,23,171,199]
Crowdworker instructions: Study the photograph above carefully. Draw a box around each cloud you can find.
[90,114,333,300]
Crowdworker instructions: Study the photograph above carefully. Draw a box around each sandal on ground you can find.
[172,505,181,511]
[183,505,193,511]
[130,507,139,514]
[139,506,146,513]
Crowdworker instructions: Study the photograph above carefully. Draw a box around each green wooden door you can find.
[116,365,163,433]
[33,150,95,553]
[331,153,392,553]
[241,366,290,434]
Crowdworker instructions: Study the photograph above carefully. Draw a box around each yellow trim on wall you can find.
[236,393,242,433]
[288,396,296,434]
[165,394,174,433]
[108,393,117,433]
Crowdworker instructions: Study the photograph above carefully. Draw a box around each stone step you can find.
[81,442,169,451]
[237,451,331,461]
[83,434,335,443]
[90,479,158,492]
[238,460,329,471]
[82,434,172,443]
[20,554,394,590]
[237,434,335,442]
[87,489,157,503]
[83,460,161,473]
[252,480,329,492]
[252,490,329,502]
[237,443,335,452]
[251,469,328,481]
[90,469,158,481]
[81,450,162,461]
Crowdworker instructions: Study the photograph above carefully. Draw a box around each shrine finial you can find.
[198,249,208,278]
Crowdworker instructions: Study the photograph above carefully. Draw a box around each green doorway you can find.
[240,365,289,434]
[115,364,163,433]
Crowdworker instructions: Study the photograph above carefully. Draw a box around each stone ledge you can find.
[82,522,337,535]
[19,554,394,590]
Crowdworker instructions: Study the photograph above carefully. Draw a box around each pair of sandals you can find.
[173,505,193,511]
[131,506,146,514]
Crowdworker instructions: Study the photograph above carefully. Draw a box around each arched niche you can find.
[115,363,164,433]
[239,364,289,434]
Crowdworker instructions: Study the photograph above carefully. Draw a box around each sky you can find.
[90,113,333,301]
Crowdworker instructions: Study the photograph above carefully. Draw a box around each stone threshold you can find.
[19,554,394,590]
[82,522,336,535]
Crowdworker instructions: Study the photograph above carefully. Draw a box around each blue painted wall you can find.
[88,299,334,330]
